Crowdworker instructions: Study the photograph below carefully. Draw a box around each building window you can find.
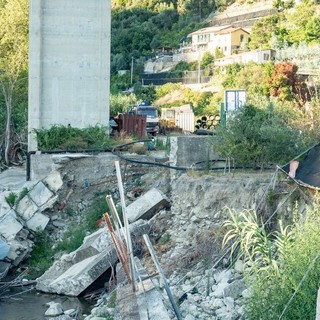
[240,34,244,42]
[263,53,270,61]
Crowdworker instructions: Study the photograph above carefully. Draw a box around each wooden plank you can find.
[115,160,136,291]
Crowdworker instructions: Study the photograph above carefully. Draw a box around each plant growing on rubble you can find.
[5,192,17,207]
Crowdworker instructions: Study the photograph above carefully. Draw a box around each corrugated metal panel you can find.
[118,114,147,138]
[175,113,194,132]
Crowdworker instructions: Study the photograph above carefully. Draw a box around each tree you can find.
[249,15,281,50]
[306,16,320,44]
[266,62,308,105]
[0,0,29,165]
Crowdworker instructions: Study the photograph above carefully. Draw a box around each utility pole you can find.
[130,56,134,85]
[198,51,201,84]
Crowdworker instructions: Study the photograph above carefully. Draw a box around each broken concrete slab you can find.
[43,171,63,192]
[0,210,23,240]
[7,238,33,266]
[36,220,150,296]
[16,195,38,220]
[40,194,58,211]
[126,188,170,223]
[28,181,54,207]
[26,212,50,231]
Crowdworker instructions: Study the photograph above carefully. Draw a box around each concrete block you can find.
[126,188,170,223]
[16,195,38,220]
[40,194,58,212]
[0,210,23,240]
[44,171,63,192]
[36,220,150,296]
[26,212,50,231]
[28,181,54,207]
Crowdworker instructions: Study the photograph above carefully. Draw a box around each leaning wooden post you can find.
[143,234,183,320]
[115,161,136,291]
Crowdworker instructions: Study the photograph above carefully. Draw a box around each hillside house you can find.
[187,25,250,56]
[214,49,276,66]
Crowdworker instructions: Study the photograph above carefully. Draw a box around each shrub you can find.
[25,231,54,279]
[245,204,320,319]
[212,104,312,168]
[35,125,115,151]
[5,192,17,208]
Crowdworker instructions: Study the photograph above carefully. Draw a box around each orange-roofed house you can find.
[188,25,250,57]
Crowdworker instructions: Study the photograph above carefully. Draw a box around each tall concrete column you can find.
[28,0,111,151]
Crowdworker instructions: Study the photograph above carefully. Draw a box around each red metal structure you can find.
[117,114,147,138]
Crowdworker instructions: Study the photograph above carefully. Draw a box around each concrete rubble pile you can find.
[0,168,63,277]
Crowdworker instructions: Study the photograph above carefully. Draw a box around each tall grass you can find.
[223,205,320,319]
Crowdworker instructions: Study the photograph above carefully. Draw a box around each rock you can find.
[224,279,246,299]
[52,220,66,228]
[44,171,64,192]
[45,302,63,316]
[215,306,237,320]
[242,287,253,299]
[234,259,244,273]
[126,188,170,223]
[224,296,235,309]
[214,269,232,284]
[211,281,229,298]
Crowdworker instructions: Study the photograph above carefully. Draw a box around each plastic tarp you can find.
[0,239,10,260]
[282,144,320,189]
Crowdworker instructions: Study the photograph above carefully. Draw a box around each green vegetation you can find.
[212,103,316,168]
[223,203,320,319]
[35,125,115,151]
[5,192,17,208]
[26,231,55,279]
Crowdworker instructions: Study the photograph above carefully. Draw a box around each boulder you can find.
[126,188,170,223]
[45,302,63,316]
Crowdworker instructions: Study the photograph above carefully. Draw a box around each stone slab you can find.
[0,210,23,240]
[28,181,54,207]
[26,212,50,231]
[126,188,169,223]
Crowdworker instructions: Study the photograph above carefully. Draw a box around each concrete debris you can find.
[36,220,151,296]
[0,210,23,240]
[45,301,64,316]
[0,261,10,279]
[0,167,60,270]
[126,188,170,223]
